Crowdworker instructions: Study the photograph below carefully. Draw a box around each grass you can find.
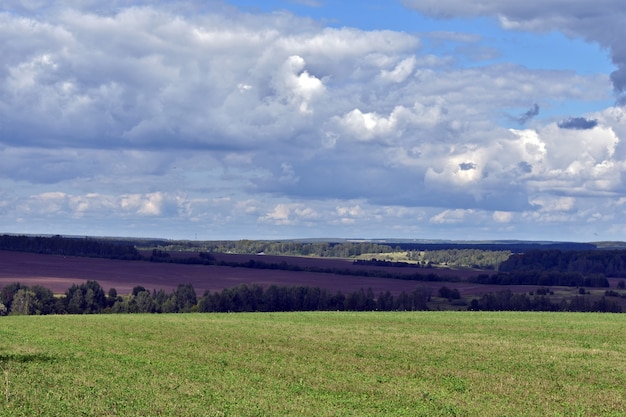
[1,312,625,416]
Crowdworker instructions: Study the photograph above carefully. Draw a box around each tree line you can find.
[404,249,511,270]
[150,240,395,258]
[0,281,433,315]
[157,241,514,269]
[2,280,622,315]
[468,271,610,287]
[499,249,626,277]
[0,234,141,260]
[468,290,622,313]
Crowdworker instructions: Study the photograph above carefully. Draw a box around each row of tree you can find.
[2,280,623,315]
[197,285,433,313]
[468,271,610,287]
[157,241,512,269]
[154,240,395,258]
[499,249,626,277]
[0,281,434,315]
[355,249,512,270]
[0,234,141,260]
[158,240,595,255]
[468,290,622,312]
[406,249,512,270]
[0,281,201,315]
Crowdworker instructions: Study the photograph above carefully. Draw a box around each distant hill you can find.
[1,233,618,255]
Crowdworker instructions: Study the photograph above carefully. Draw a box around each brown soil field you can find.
[0,250,462,296]
[1,250,495,296]
[206,252,482,279]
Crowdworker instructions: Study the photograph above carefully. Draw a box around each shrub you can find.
[438,286,461,300]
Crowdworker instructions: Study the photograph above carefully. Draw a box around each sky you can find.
[1,0,626,242]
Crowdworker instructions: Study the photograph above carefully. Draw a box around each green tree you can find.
[174,284,197,312]
[67,289,85,314]
[197,290,214,312]
[107,287,119,308]
[83,280,107,312]
[1,282,23,312]
[135,291,155,313]
[10,289,37,315]
[31,285,56,314]
[438,286,460,300]
[160,295,177,313]
[132,286,147,296]
[111,297,130,313]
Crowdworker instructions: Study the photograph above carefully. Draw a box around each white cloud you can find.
[530,196,576,213]
[0,1,625,240]
[272,55,326,114]
[493,211,513,223]
[336,205,364,217]
[259,203,319,225]
[380,56,416,83]
[429,209,474,224]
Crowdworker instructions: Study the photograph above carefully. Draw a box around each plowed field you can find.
[1,250,486,295]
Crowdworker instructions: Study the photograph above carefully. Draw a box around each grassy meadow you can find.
[1,312,625,416]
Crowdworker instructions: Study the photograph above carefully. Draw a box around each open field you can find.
[1,312,625,416]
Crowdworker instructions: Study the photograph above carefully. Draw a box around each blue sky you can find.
[1,0,626,241]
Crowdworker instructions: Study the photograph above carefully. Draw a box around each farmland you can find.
[1,312,624,416]
[2,249,625,312]
[0,250,449,296]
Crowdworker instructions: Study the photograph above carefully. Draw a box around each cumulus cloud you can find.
[20,191,187,218]
[259,203,319,225]
[380,56,417,83]
[0,1,625,240]
[493,211,513,223]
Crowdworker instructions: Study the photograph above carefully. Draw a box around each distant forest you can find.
[143,239,596,254]
[499,249,626,277]
[0,234,141,260]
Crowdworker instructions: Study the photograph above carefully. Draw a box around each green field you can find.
[1,312,625,416]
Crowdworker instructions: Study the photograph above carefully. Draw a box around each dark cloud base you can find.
[558,117,598,130]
